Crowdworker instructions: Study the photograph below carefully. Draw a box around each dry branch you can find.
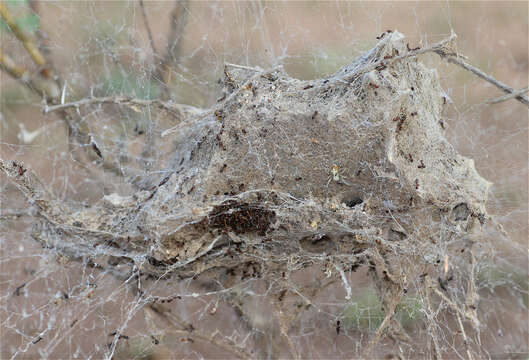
[42,95,205,118]
[0,2,46,67]
[157,0,189,95]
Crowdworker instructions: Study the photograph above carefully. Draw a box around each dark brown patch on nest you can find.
[208,200,275,235]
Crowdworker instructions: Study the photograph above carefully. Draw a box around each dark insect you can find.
[215,109,224,121]
[91,141,103,159]
[410,111,418,116]
[311,111,318,120]
[278,289,287,302]
[438,275,453,292]
[32,337,42,344]
[415,179,419,189]
[376,32,386,40]
[406,43,421,52]
[395,113,406,133]
[17,164,26,176]
[219,163,227,173]
[303,84,314,90]
[108,332,129,340]
[134,124,144,135]
[408,153,413,162]
[151,335,159,345]
[418,160,426,169]
[158,175,170,187]
[336,320,341,334]
[13,283,26,296]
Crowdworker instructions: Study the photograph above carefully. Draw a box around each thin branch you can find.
[422,278,443,360]
[0,1,46,67]
[0,212,29,220]
[361,290,403,359]
[157,0,189,95]
[455,311,474,360]
[443,56,529,106]
[0,50,27,78]
[344,32,529,107]
[138,0,159,59]
[225,63,264,72]
[486,86,529,104]
[333,262,352,300]
[148,304,252,359]
[43,95,204,116]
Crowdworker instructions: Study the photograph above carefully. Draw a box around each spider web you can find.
[1,2,527,359]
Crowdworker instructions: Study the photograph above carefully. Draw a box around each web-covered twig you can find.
[343,31,528,107]
[42,95,204,118]
[157,0,189,96]
[486,86,529,104]
[138,0,159,61]
[147,304,252,359]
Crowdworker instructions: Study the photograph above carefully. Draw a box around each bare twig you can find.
[275,306,299,360]
[361,289,403,359]
[148,304,251,359]
[225,63,264,72]
[333,262,352,300]
[456,311,473,360]
[28,0,50,55]
[0,2,46,67]
[486,86,529,104]
[138,0,159,59]
[422,278,443,360]
[0,211,29,220]
[0,50,27,78]
[443,56,529,107]
[42,95,202,116]
[157,0,189,95]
